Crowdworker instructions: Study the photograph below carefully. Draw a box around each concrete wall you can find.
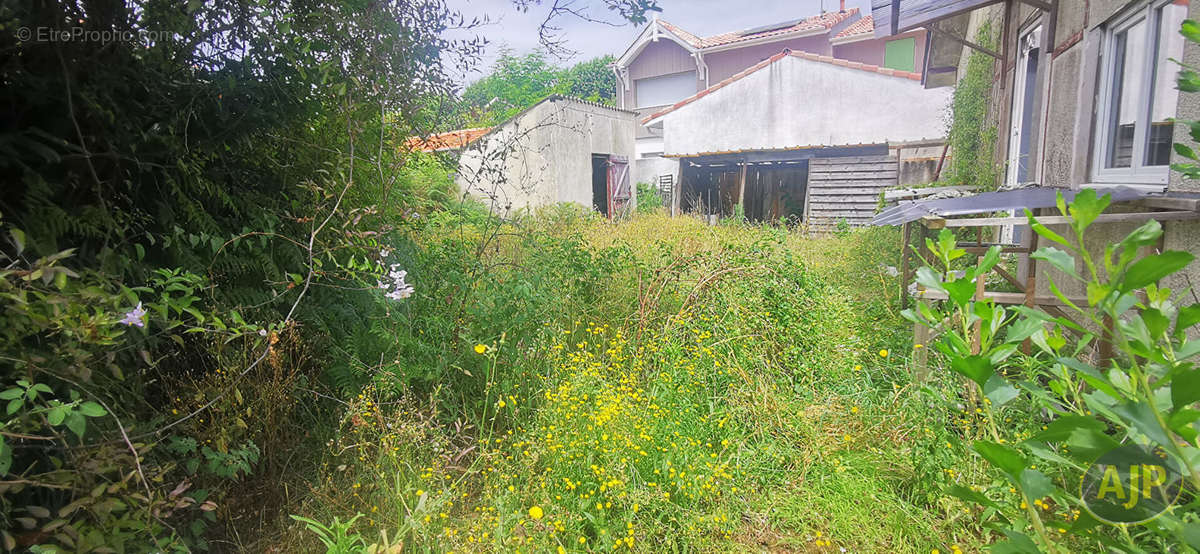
[456,98,637,215]
[634,156,679,188]
[656,54,952,156]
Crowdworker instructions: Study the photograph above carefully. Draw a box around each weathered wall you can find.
[456,98,637,215]
[634,156,678,188]
[704,34,834,83]
[963,0,1200,298]
[656,53,952,156]
[832,30,928,70]
[806,155,898,231]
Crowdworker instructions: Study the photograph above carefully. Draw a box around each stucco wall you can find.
[656,54,952,156]
[963,0,1200,299]
[831,31,928,71]
[704,34,835,83]
[456,98,637,215]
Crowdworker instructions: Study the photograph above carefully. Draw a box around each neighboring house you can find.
[638,50,952,229]
[454,95,637,217]
[613,4,930,185]
[871,0,1200,300]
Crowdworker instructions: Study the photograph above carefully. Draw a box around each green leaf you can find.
[1018,468,1054,500]
[992,530,1042,554]
[1067,188,1110,232]
[944,277,977,307]
[1181,19,1200,43]
[1180,70,1200,92]
[8,229,24,255]
[47,406,66,426]
[0,437,10,475]
[64,413,86,439]
[78,401,106,418]
[6,398,21,415]
[1121,251,1195,292]
[1112,401,1172,447]
[0,388,22,400]
[1027,415,1107,443]
[983,374,1019,407]
[950,354,993,386]
[1178,304,1200,334]
[973,440,1026,479]
[1031,247,1079,280]
[944,484,1001,509]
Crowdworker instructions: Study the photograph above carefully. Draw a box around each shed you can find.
[456,95,638,218]
[641,49,953,229]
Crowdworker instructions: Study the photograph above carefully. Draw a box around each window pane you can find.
[1105,17,1147,169]
[1146,2,1188,166]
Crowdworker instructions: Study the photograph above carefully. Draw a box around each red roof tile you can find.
[641,49,922,124]
[833,15,873,39]
[404,127,491,152]
[658,9,860,50]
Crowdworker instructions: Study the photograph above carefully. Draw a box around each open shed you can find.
[642,49,952,229]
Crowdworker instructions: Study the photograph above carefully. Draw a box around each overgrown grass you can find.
[275,212,1014,552]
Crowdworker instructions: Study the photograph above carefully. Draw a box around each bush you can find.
[635,182,663,214]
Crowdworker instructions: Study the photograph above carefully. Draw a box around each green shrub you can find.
[635,182,663,214]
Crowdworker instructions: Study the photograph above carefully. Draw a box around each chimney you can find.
[840,0,846,12]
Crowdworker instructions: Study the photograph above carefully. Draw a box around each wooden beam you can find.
[941,210,1200,228]
[1015,0,1052,11]
[901,221,912,309]
[920,289,1087,306]
[737,161,747,210]
[1135,196,1200,211]
[928,21,1003,60]
[920,215,947,229]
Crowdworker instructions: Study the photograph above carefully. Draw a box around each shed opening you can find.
[591,155,609,217]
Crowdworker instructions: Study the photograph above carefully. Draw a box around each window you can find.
[1094,0,1187,184]
[884,37,916,72]
[1006,24,1041,186]
[635,71,696,108]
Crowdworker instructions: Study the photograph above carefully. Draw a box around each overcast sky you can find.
[445,0,875,83]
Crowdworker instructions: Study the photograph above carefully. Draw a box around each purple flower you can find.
[378,265,414,301]
[119,302,146,328]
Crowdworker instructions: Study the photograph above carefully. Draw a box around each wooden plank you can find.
[920,289,1087,306]
[807,187,892,195]
[810,155,895,164]
[1135,197,1200,211]
[942,210,1200,227]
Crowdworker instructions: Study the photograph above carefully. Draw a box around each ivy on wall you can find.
[942,22,1002,191]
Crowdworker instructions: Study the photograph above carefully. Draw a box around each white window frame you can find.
[1092,0,1180,186]
[1006,22,1043,187]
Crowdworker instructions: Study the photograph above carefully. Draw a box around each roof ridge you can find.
[656,9,861,50]
[641,48,922,125]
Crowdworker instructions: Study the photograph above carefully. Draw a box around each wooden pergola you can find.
[880,190,1200,378]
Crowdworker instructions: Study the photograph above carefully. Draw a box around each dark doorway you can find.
[591,155,609,217]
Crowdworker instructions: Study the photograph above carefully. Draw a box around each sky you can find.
[444,0,875,82]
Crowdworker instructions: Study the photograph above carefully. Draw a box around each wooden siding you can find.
[628,39,697,80]
[805,155,897,231]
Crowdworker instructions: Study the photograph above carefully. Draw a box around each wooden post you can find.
[900,221,912,309]
[913,321,931,382]
[737,161,747,211]
[1021,209,1040,355]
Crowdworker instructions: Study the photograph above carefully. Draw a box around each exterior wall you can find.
[656,55,952,156]
[455,98,637,215]
[832,31,928,71]
[704,34,833,83]
[623,38,704,110]
[634,156,679,189]
[957,0,1200,297]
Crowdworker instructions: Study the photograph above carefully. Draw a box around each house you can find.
[871,0,1200,308]
[454,95,637,217]
[633,49,952,229]
[613,4,932,186]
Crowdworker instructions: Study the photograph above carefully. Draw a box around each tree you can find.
[459,52,618,126]
[564,55,617,104]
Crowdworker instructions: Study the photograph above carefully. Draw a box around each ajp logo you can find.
[1080,444,1182,524]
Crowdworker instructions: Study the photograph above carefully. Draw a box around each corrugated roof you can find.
[642,49,923,125]
[658,9,859,49]
[871,186,1156,226]
[404,127,492,152]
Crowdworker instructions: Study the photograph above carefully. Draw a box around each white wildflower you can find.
[119,302,147,328]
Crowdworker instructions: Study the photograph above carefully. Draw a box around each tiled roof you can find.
[404,127,491,152]
[658,9,860,50]
[833,15,873,40]
[642,49,922,124]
